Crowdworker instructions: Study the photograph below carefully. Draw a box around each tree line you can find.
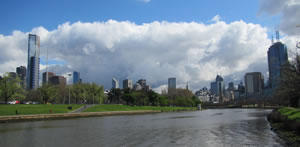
[0,73,105,104]
[108,88,201,107]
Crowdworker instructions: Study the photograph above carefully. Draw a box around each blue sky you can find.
[0,0,279,35]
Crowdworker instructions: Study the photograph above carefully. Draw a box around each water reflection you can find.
[0,109,283,147]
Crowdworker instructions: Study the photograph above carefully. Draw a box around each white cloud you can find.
[211,15,221,22]
[138,0,151,3]
[0,19,274,91]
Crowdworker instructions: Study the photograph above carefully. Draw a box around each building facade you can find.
[244,72,264,94]
[73,71,81,84]
[123,79,133,89]
[112,78,119,89]
[168,77,176,95]
[26,34,40,89]
[49,76,66,85]
[42,72,56,84]
[267,42,288,89]
[16,66,26,88]
[210,75,225,102]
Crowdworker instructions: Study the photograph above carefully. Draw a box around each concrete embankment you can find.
[0,110,161,123]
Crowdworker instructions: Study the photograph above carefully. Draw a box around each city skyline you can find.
[0,0,299,92]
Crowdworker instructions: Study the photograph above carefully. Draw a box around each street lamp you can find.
[68,73,72,104]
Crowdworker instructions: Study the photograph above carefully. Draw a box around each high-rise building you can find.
[210,75,225,102]
[123,79,133,89]
[210,82,217,95]
[42,72,56,84]
[267,41,288,89]
[168,77,176,95]
[49,76,66,86]
[228,82,235,91]
[16,66,26,88]
[244,72,264,94]
[112,78,119,89]
[26,34,40,89]
[73,71,80,84]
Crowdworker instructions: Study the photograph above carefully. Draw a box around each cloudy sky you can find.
[0,0,299,92]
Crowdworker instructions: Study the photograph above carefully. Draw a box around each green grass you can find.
[278,107,300,121]
[0,104,83,116]
[84,104,196,112]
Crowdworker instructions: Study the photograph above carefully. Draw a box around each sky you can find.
[0,0,299,93]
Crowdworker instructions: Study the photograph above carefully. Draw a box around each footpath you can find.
[70,104,94,113]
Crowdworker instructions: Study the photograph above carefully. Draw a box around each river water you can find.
[0,109,283,147]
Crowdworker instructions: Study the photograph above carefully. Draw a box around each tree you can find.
[0,74,23,104]
[274,54,300,107]
[39,83,58,104]
[108,88,122,104]
[147,90,159,106]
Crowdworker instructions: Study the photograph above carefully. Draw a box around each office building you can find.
[42,72,56,84]
[168,77,176,95]
[228,82,235,91]
[49,76,66,85]
[73,71,81,84]
[210,75,225,102]
[26,34,40,89]
[267,41,288,89]
[112,78,119,89]
[244,72,264,94]
[16,66,26,88]
[123,79,133,89]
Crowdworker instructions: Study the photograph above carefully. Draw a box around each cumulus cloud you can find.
[258,0,300,36]
[0,19,273,91]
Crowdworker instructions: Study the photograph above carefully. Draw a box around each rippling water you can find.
[0,109,283,147]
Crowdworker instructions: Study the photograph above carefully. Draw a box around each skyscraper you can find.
[73,71,80,84]
[168,77,176,95]
[267,41,288,89]
[244,72,264,94]
[210,75,225,102]
[16,66,26,88]
[42,72,56,84]
[112,78,119,89]
[123,79,133,89]
[26,34,40,89]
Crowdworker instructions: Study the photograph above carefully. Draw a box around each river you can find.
[0,109,283,147]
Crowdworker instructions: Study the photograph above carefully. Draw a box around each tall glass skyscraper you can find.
[267,42,288,89]
[73,71,80,84]
[26,34,40,89]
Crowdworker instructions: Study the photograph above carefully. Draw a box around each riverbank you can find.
[0,104,198,123]
[0,104,83,116]
[84,104,196,112]
[267,107,300,146]
[0,110,162,123]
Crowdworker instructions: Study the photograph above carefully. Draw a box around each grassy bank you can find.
[0,104,83,116]
[84,104,196,112]
[268,107,300,146]
[278,107,300,121]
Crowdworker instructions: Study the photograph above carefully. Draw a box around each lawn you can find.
[278,107,300,121]
[84,104,196,112]
[0,104,83,116]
